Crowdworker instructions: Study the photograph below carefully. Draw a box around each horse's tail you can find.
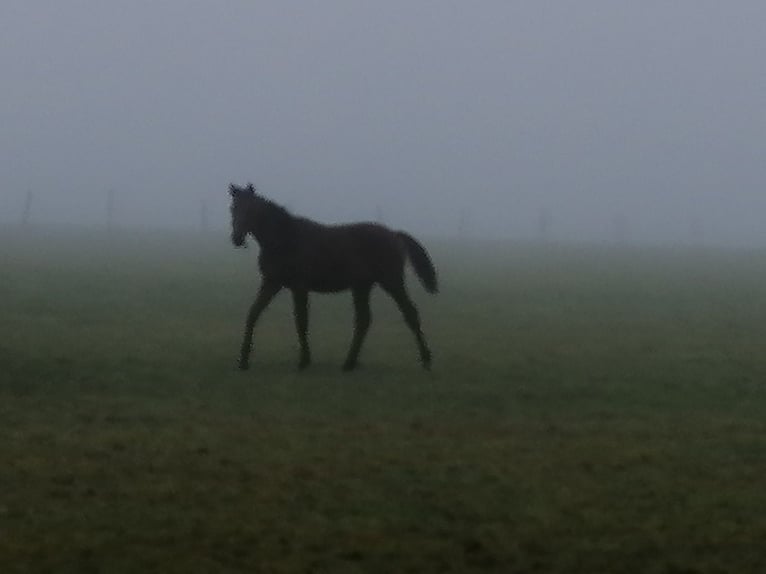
[397,232,438,294]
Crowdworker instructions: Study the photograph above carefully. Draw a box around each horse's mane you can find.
[247,193,297,250]
[255,194,293,226]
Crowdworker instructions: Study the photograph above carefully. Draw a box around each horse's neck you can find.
[251,213,297,252]
[251,230,281,251]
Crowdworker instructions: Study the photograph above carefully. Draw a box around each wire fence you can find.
[3,187,765,247]
[0,188,230,232]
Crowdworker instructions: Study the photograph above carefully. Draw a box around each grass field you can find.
[2,227,766,573]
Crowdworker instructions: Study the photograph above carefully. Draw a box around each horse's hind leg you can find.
[239,281,281,370]
[291,289,311,370]
[343,284,372,371]
[381,280,432,370]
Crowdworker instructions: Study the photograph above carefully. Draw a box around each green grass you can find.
[2,227,766,573]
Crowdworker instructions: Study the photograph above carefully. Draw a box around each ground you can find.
[1,227,766,573]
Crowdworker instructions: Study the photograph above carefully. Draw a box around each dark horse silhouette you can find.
[229,183,438,371]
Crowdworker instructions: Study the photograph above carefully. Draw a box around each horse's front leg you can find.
[239,281,281,370]
[291,288,311,370]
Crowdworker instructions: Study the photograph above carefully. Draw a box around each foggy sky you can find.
[1,1,765,245]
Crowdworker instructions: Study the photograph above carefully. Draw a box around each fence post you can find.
[689,217,704,245]
[22,190,33,225]
[613,213,629,244]
[106,189,115,231]
[458,208,469,238]
[200,200,209,233]
[538,208,552,242]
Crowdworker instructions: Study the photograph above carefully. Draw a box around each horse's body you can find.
[229,183,437,371]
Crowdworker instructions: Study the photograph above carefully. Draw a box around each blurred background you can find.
[1,1,765,246]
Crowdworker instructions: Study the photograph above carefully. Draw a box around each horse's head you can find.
[228,182,257,247]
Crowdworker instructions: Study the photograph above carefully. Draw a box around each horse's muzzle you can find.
[231,234,247,248]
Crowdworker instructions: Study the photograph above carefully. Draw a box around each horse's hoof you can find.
[421,351,432,370]
[238,360,250,371]
[342,361,357,372]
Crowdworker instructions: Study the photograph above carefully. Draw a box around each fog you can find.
[1,1,765,246]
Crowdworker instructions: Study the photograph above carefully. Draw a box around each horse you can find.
[228,183,438,371]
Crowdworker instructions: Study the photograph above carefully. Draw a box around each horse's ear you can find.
[229,183,238,197]
[246,183,256,195]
